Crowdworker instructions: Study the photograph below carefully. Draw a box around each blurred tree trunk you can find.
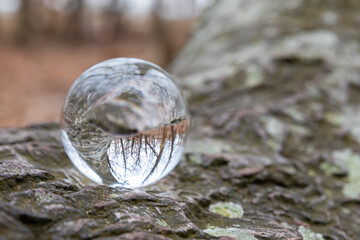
[15,0,31,43]
[153,0,197,63]
[65,0,84,42]
[106,0,124,39]
[1,0,360,239]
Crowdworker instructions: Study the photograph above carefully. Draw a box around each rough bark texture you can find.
[1,0,360,239]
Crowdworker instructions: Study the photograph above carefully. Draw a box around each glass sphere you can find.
[61,58,190,188]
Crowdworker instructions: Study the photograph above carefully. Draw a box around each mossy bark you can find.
[1,0,360,239]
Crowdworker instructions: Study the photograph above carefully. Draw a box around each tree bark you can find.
[1,0,360,239]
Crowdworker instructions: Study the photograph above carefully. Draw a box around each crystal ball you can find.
[61,58,190,188]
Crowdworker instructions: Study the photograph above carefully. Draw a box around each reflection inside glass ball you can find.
[61,58,190,188]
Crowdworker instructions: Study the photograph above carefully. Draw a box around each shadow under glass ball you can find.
[61,58,190,188]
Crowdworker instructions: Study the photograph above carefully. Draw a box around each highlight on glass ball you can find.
[61,58,190,188]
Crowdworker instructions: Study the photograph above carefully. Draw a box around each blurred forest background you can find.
[0,0,214,128]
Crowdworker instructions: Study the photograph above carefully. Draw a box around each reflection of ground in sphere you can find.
[61,58,190,188]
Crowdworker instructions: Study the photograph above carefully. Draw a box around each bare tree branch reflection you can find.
[107,118,189,186]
